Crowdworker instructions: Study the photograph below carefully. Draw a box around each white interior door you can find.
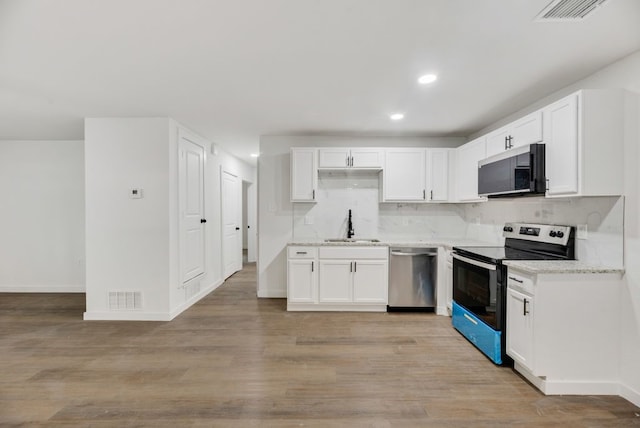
[222,169,241,279]
[179,135,205,284]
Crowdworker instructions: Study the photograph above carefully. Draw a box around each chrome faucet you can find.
[347,209,355,238]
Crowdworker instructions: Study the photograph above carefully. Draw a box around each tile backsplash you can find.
[292,172,624,267]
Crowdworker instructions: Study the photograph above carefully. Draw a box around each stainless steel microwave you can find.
[478,143,546,198]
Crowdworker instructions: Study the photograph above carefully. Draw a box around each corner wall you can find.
[0,140,85,292]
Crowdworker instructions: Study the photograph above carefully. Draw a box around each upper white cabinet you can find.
[290,148,317,202]
[382,148,453,202]
[318,147,383,169]
[383,148,427,201]
[544,90,625,197]
[427,148,452,202]
[455,137,487,202]
[485,111,543,158]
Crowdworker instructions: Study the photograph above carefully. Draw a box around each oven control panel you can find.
[503,222,573,245]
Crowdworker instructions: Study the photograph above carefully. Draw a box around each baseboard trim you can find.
[0,285,85,293]
[514,363,619,396]
[287,303,387,312]
[83,311,172,321]
[620,383,640,408]
[257,288,286,298]
[169,278,224,320]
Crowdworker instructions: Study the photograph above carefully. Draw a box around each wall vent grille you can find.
[185,282,201,300]
[109,291,142,310]
[536,0,610,21]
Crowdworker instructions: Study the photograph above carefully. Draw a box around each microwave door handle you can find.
[452,254,497,271]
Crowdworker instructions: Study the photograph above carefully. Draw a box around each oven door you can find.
[452,253,499,330]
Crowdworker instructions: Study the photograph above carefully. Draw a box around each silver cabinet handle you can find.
[296,251,307,255]
[508,276,523,283]
[311,261,314,272]
[523,298,529,315]
[463,313,478,325]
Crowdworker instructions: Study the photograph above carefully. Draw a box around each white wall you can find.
[0,140,85,292]
[85,118,173,318]
[257,135,465,298]
[470,48,640,406]
[84,118,257,320]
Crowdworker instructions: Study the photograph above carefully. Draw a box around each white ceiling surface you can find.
[1,1,640,164]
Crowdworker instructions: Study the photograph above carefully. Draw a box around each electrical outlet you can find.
[130,188,143,199]
[577,224,588,240]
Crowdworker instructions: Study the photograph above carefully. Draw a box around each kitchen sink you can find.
[324,238,381,243]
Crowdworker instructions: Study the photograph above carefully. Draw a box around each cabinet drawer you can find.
[507,270,534,295]
[288,246,318,259]
[452,302,502,364]
[319,246,388,260]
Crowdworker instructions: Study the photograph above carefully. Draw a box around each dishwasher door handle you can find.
[391,251,437,257]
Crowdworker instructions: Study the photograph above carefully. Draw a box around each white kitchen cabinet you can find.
[544,90,625,197]
[506,286,534,371]
[290,148,317,202]
[318,147,383,169]
[318,259,352,302]
[505,267,622,396]
[427,148,452,202]
[485,111,543,158]
[382,148,427,201]
[288,245,388,311]
[382,148,452,202]
[455,137,487,202]
[435,247,453,316]
[287,247,318,307]
[351,260,387,303]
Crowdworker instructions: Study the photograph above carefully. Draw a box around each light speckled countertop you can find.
[288,238,494,250]
[504,260,625,275]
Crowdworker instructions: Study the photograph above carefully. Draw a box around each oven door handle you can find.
[452,254,497,271]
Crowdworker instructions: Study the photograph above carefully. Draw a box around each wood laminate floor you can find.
[1,263,639,427]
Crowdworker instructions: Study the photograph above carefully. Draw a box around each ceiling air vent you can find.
[536,0,610,21]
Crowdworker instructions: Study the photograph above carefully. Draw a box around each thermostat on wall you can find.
[130,188,144,199]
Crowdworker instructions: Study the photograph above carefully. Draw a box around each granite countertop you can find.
[288,238,494,250]
[504,260,625,275]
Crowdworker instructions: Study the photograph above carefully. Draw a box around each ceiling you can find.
[1,0,639,165]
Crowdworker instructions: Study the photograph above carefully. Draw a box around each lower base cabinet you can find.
[506,268,623,396]
[288,245,388,311]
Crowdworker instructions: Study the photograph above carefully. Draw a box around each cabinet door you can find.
[506,288,534,371]
[288,259,317,303]
[511,111,543,148]
[545,94,579,196]
[455,138,486,201]
[485,127,510,158]
[290,148,317,202]
[351,148,383,168]
[352,260,388,303]
[427,149,450,201]
[318,148,350,168]
[318,260,352,302]
[383,148,426,201]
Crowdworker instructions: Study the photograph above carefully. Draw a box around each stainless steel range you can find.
[452,222,575,365]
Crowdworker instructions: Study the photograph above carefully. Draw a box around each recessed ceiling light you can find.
[418,74,438,85]
[250,153,259,158]
[390,113,405,121]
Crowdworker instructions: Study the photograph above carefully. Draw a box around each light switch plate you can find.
[577,224,588,240]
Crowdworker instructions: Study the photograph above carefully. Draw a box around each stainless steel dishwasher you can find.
[388,247,437,310]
